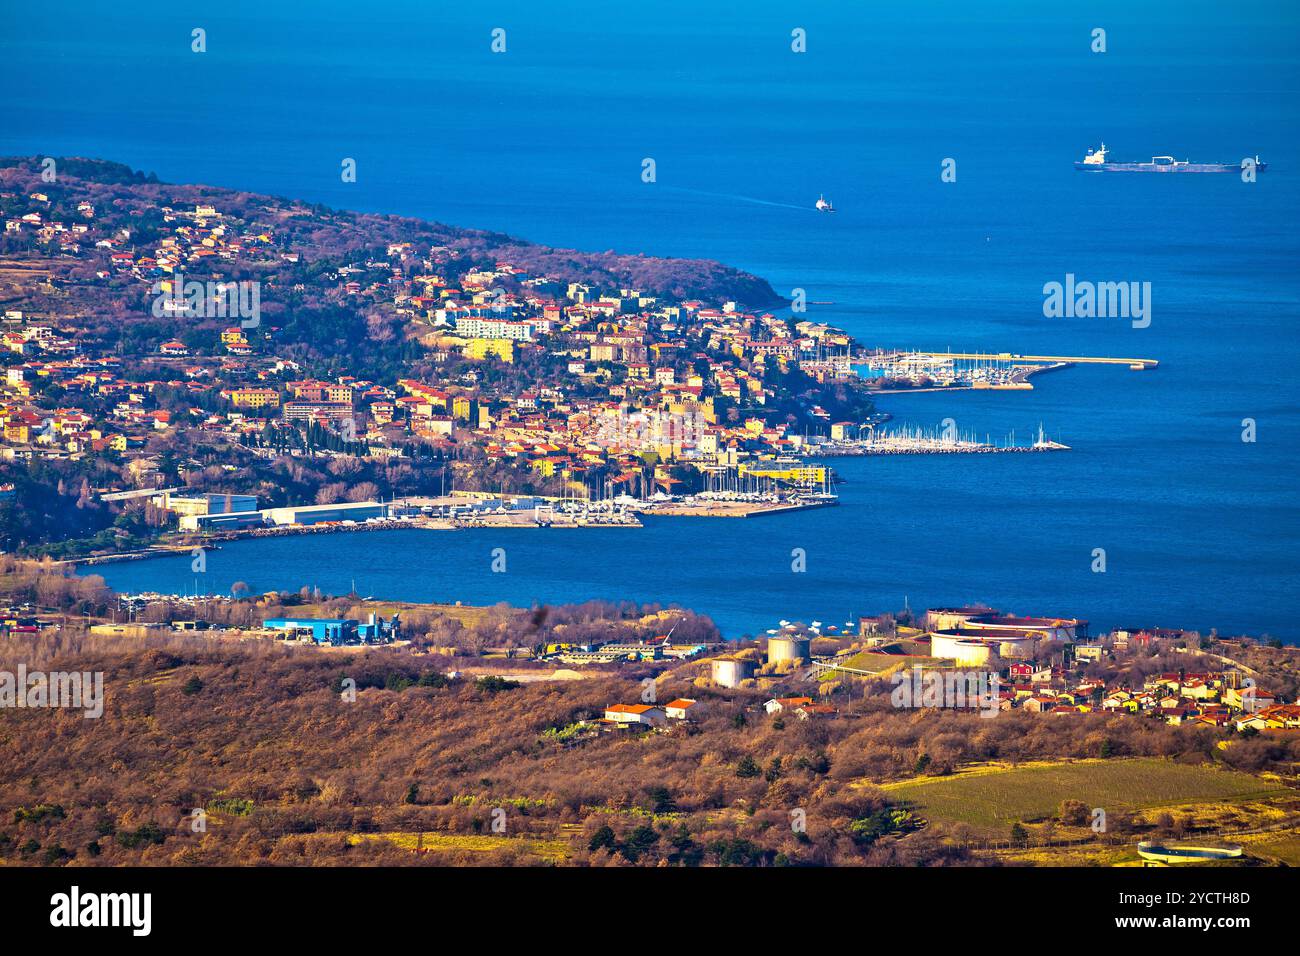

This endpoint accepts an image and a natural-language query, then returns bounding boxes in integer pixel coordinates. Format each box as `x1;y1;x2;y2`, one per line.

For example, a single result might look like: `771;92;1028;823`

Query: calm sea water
4;0;1298;638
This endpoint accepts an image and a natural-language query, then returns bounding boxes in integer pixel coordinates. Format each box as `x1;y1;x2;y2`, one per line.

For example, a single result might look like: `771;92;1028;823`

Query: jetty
640;496;837;518
908;351;1158;371
855;349;1159;392
807;424;1069;457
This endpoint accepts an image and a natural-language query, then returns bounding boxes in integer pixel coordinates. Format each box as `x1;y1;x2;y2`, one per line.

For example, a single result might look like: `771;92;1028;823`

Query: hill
0;156;783;313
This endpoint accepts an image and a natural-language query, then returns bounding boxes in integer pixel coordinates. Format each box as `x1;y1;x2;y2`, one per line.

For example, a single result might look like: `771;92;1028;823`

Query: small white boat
815;194;835;212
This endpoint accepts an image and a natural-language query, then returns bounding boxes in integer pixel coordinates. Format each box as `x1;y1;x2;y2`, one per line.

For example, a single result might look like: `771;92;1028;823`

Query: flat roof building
263;617;358;645
262;501;390;526
159;492;259;517
179;510;267;532
263;612;399;646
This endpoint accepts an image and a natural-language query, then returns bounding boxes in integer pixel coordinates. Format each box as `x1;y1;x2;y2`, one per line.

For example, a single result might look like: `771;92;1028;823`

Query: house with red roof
603;703;665;727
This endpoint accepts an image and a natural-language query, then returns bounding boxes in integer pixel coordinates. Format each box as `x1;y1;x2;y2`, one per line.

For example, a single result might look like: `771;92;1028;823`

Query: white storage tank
925;606;994;632
996;637;1036;660
768;636;811;664
929;633;991;666
711;657;755;688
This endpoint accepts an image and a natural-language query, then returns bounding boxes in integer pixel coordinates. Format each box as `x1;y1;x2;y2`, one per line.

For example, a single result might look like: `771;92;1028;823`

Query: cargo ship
1075;143;1266;173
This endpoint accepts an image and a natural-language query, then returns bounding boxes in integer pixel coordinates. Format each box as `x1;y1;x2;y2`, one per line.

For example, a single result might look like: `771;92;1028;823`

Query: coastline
65;495;839;569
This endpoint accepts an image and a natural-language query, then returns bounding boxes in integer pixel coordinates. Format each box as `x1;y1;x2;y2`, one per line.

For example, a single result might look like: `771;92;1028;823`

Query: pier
855;348;1158;392
908;351;1159;370
808;423;1069;457
640;496;837;518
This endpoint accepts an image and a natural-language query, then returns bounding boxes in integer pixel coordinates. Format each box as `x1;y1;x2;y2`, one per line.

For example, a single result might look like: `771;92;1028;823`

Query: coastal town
0;158;1107;558
0;158;885;556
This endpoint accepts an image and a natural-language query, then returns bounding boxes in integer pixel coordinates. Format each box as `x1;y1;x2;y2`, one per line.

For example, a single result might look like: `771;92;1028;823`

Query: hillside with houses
0;157;875;556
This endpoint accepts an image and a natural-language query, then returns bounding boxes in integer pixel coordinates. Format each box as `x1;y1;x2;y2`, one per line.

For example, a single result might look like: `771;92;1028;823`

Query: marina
907;351;1159;370
807;424;1069;456
855;349;1158;392
67;487;837;567
857;349;1050;389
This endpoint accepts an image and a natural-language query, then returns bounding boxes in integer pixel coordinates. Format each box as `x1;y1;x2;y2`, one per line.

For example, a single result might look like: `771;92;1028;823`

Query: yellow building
228;387;281;409
738;464;827;485
90;622;171;638
464;338;515;363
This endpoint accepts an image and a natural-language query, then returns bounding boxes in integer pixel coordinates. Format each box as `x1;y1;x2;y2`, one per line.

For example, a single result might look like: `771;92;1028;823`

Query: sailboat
1031;423;1070;451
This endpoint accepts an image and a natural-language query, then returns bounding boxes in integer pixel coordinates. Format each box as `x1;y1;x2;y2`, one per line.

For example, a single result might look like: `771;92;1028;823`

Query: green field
826;648;946;676
884;758;1285;833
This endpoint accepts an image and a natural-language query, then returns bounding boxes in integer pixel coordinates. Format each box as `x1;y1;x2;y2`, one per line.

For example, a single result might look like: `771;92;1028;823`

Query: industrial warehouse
261;612;402;646
167;493;393;532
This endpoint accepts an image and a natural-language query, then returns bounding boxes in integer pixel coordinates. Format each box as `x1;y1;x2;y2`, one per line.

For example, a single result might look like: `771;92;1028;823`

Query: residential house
604;703;665;727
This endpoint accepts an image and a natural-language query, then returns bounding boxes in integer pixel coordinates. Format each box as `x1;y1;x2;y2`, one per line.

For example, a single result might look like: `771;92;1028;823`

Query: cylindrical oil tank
925;607;991;632
930;633;991;666
768;636;811;664
997;637;1035;660
711;657;755;688
952;639;992;667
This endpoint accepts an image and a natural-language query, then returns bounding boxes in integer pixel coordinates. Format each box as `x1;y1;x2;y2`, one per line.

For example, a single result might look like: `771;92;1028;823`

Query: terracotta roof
606;703;657;715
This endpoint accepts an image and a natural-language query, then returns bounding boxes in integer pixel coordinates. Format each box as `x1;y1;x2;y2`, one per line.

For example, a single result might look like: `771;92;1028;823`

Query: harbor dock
807;424;1069;457
855;349;1159;392
907;351;1159;370
637;496;838;518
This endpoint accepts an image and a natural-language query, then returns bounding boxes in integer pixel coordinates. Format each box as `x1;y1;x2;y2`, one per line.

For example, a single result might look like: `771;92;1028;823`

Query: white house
664;698;700;721
604;704;664;726
764;696;813;715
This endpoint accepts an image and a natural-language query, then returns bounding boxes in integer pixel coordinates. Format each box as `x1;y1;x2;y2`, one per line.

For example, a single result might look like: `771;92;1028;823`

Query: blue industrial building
263;613;400;646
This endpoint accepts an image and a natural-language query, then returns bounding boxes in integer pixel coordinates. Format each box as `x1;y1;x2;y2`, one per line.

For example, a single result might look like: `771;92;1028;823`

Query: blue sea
3;0;1298;638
